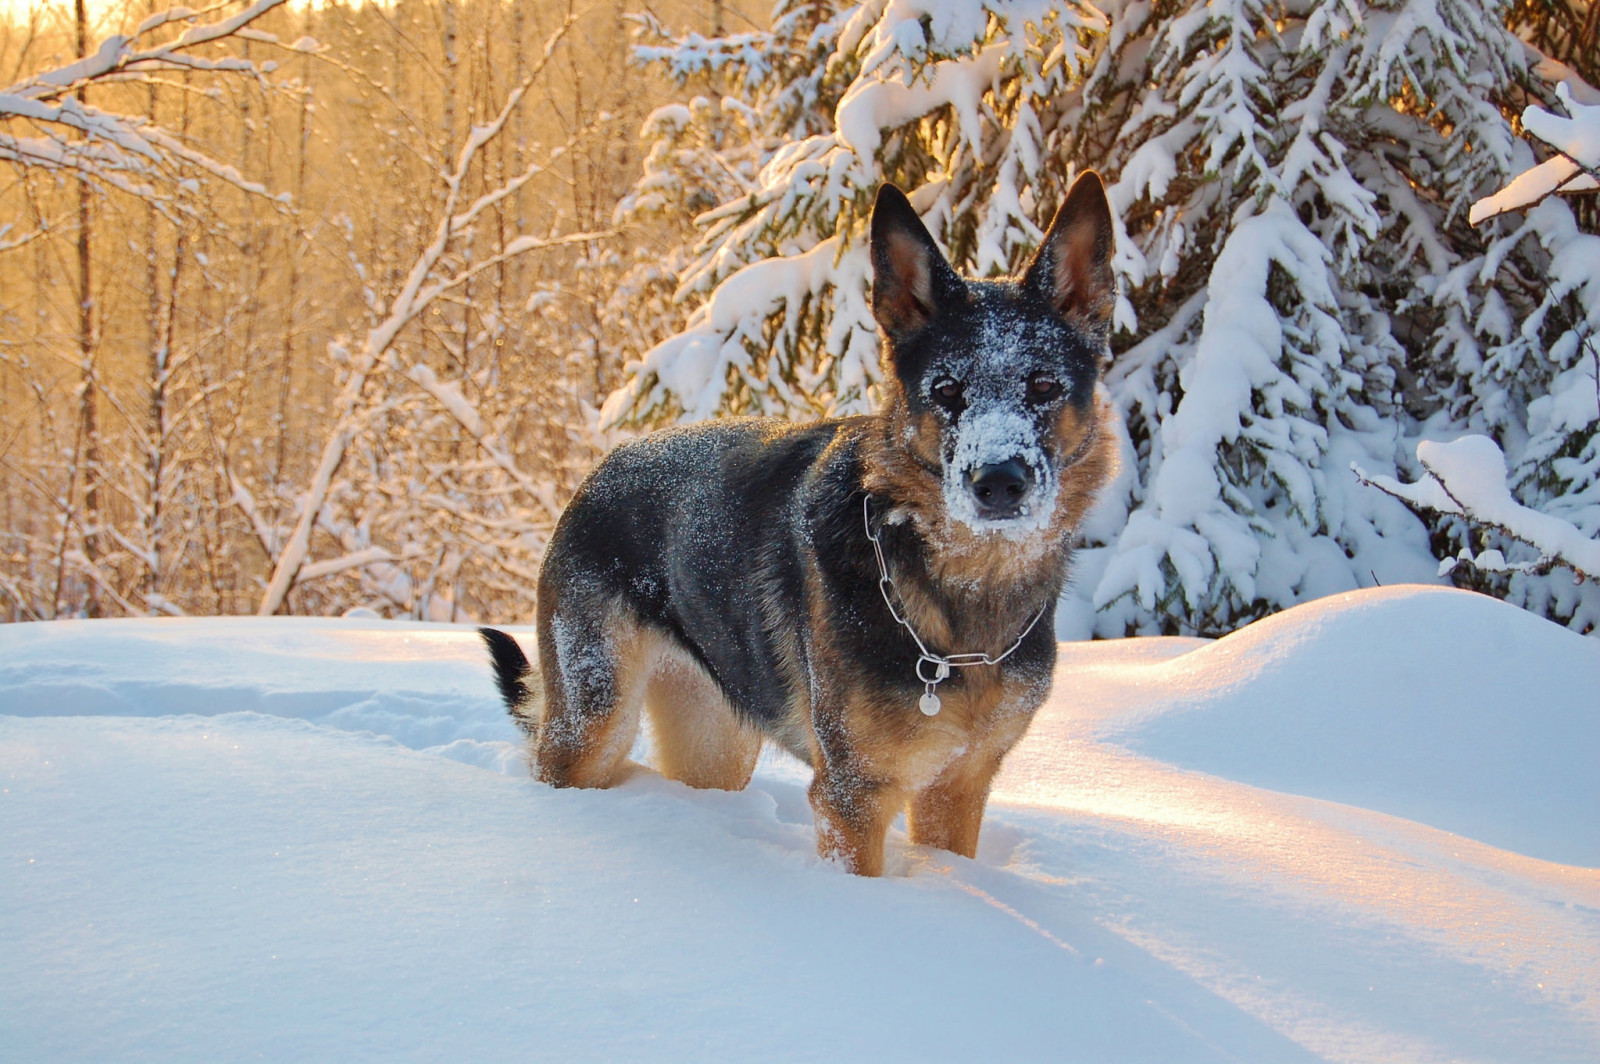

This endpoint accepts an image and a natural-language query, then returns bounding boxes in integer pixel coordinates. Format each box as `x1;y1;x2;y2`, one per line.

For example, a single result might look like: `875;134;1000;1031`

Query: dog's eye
1026;375;1063;402
930;377;964;408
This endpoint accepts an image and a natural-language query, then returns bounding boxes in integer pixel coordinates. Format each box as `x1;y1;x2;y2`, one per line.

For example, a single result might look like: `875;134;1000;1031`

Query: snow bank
1031;585;1600;866
0;618;523;770
3;587;1596;1062
8;713;1279;1063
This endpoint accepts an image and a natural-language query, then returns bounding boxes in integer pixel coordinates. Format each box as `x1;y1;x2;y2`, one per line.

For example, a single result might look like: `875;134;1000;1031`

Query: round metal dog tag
919;691;941;716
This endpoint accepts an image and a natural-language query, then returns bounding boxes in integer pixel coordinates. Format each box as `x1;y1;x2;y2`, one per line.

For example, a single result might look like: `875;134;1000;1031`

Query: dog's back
510;417;861;784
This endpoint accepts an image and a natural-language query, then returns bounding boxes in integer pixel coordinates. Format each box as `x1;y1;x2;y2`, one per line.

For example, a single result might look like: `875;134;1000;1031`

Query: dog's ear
870;184;963;339
1023;171;1116;326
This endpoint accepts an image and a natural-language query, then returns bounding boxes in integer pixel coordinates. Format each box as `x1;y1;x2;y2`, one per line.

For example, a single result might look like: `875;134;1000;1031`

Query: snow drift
2;585;1596;1062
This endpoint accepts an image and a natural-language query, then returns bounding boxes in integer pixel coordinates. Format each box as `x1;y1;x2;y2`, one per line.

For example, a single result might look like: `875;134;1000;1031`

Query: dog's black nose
966;459;1033;518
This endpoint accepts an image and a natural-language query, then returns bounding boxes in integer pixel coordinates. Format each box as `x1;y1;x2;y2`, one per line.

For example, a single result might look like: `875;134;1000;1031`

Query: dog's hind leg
533;600;651;789
644;654;761;790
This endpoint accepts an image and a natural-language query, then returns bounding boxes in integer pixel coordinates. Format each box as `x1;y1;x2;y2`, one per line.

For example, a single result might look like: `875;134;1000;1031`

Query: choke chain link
862;495;1049;717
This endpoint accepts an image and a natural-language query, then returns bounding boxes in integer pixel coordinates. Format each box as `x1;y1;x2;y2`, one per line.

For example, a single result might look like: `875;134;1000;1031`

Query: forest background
1;0;1596;636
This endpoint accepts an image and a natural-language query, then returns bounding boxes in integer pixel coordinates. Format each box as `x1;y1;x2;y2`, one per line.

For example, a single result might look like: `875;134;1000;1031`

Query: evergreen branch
1354;437;1600;584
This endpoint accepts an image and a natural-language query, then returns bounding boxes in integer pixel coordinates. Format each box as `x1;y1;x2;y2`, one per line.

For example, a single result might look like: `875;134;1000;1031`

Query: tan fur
802;641;1040;874
809;768;904;878
907;754;1003;857
645;652;762;790
796;545;1043;873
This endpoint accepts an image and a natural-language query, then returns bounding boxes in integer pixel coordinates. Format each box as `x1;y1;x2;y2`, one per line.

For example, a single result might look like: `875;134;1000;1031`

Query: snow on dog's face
870;173;1116;540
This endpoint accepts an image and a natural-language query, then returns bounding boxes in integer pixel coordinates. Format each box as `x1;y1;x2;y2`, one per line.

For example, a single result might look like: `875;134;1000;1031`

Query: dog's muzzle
965;458;1035;520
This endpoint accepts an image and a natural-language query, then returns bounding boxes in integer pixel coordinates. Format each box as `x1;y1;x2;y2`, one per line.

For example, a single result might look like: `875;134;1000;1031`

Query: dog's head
869;172;1116;542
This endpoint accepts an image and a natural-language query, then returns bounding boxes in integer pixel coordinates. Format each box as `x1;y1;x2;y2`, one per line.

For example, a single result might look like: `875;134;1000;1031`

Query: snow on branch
18;0;293;98
296;546;427;585
1356;436;1600;583
402;360;566;518
0;0;297;212
602;236;876;425
1469;84;1600;226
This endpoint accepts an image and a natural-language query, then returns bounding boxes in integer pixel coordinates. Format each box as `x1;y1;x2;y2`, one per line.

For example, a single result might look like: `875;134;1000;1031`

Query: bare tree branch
1;0;296;207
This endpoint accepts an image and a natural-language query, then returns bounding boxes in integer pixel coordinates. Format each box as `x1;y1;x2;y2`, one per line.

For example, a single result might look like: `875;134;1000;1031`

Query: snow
1470;84;1600;226
1360;435;1600;581
1094;585;1600;866
944;404;1059;534
1096;202;1424;623
604;235;881;425
835;43;1006;167
3;586;1597;1062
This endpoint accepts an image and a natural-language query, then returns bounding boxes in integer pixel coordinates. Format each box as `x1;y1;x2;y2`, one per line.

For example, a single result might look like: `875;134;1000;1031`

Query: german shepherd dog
481;172;1117;876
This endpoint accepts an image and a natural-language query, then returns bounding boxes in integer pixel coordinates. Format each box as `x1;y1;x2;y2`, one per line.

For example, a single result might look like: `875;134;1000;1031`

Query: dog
481;172;1118;876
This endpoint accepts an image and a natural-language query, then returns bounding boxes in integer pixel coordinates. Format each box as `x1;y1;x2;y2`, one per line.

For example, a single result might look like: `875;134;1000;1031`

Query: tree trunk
75;0;100;617
144;21;164;608
442;0;457;150
273;10;314;533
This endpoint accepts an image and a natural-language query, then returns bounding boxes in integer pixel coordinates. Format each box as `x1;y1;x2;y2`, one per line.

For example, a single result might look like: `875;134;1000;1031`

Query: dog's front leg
907;753;1002;859
808;764;900;877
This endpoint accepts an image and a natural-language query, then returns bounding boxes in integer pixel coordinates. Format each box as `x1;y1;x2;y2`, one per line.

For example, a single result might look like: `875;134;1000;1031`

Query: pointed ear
870;184;962;339
1023;171;1116;326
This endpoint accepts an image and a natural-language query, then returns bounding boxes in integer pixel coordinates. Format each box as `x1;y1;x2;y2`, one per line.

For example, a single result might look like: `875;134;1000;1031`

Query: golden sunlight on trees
1;0;762;621
2;0;1594;634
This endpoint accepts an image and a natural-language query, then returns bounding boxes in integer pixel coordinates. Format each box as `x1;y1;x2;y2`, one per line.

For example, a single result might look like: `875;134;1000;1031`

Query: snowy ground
2;585;1596;1063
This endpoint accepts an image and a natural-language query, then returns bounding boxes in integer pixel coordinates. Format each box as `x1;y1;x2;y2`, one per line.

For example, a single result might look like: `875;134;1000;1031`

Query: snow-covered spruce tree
1409;83;1600;631
601;2;869;417
606;0;1594;636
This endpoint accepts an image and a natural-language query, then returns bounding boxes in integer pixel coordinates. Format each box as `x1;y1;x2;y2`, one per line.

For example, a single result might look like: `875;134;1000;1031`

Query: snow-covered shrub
606;0;1600;636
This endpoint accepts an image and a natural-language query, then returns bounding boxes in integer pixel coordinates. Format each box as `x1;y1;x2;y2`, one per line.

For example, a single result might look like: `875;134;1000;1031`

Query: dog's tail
479;627;542;739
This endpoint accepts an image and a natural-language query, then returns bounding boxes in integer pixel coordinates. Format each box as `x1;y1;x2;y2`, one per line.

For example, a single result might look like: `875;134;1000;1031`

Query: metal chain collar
862;495;1049;716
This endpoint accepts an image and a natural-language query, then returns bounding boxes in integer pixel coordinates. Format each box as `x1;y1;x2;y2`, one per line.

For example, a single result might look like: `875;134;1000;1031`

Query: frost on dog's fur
943;406;1059;535
484;172;1119;876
